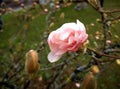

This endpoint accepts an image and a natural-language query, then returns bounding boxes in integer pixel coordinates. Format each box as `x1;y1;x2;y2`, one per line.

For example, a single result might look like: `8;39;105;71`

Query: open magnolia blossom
47;20;88;62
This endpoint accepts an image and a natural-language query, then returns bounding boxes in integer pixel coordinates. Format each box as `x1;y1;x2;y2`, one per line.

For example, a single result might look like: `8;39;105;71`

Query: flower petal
76;20;86;32
60;23;79;32
48;52;62;63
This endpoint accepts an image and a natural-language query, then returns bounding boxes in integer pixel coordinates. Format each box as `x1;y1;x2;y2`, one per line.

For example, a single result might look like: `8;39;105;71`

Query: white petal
76;20;86;32
48;52;62;63
60;23;79;31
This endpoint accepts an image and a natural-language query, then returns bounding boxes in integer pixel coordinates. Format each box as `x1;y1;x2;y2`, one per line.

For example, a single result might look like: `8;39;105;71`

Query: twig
58;59;96;88
40;62;65;71
106;15;120;22
92;56;114;63
103;9;120;13
88;47;120;59
0;81;15;89
46;61;66;89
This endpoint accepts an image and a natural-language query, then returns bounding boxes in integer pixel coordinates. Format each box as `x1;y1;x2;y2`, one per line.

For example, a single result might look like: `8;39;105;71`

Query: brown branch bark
88;47;120;59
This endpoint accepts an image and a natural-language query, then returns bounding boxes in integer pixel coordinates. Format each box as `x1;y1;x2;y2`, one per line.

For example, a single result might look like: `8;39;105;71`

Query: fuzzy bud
80;72;97;89
116;59;120;65
90;65;100;74
44;9;48;13
25;50;39;74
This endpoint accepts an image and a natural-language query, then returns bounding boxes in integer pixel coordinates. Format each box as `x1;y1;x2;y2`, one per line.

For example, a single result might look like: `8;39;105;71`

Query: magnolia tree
0;0;120;89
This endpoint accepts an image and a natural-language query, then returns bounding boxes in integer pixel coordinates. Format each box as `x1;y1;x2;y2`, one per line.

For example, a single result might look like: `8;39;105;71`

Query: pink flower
47;20;88;62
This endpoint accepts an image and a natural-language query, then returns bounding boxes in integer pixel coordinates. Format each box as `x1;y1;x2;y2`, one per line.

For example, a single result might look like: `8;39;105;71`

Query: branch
92;56;114;63
88;47;120;59
57;59;96;88
0;81;15;89
103;9;120;13
106;15;120;22
40;62;65;71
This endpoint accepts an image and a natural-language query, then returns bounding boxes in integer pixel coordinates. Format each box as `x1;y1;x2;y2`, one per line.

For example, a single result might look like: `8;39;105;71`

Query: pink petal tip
48;52;62;63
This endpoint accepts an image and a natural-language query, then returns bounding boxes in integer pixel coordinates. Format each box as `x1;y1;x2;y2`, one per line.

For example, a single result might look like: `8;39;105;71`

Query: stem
101;12;107;49
88;47;120;59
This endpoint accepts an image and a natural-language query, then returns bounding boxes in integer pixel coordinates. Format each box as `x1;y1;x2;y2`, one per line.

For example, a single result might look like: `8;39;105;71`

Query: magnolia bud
90;65;100;74
44;9;48;13
8;8;13;13
80;72;97;89
75;83;81;88
90;23;95;27
25;50;39;74
106;40;112;45
116;59;120;65
82;40;89;54
60;12;65;19
20;3;25;8
33;2;37;6
13;0;20;4
95;31;100;35
55;5;60;9
49;22;55;28
96;18;101;22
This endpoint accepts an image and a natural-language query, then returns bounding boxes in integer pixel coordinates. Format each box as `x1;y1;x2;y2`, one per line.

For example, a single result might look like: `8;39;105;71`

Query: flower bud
116;59;120;65
20;3;25;8
106;40;112;45
90;65;100;74
25;50;39;74
75;83;81;88
96;18;101;22
81;72;97;89
90;23;95;26
95;31;100;35
13;0;20;4
33;2;37;6
49;22;55;28
82;40;89;54
60;12;65;19
44;9;48;13
55;5;60;9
